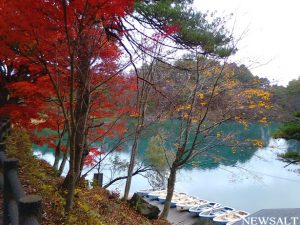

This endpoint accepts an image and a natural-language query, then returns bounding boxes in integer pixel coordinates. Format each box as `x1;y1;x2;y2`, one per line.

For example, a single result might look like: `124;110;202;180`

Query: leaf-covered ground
2;129;170;225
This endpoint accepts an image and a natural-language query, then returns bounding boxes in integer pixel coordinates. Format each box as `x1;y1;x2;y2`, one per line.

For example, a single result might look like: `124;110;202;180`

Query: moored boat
189;202;221;217
176;198;209;211
213;210;250;225
158;195;167;204
169;192;189;207
157;192;188;205
136;189;154;197
147;190;166;200
199;206;235;219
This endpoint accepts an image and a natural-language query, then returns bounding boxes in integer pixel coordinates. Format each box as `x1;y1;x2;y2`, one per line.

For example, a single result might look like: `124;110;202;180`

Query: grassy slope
4;129;170;225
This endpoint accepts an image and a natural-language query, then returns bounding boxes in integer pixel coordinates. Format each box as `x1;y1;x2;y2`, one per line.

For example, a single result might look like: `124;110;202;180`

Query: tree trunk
123;65;152;199
53;141;61;171
64;171;76;213
62;37;94;212
0;86;9;107
62;126;88;188
160;166;177;219
79;141;89;177
123;133;139;200
62;131;76;213
72;50;91;184
58;150;68;177
73;102;89;184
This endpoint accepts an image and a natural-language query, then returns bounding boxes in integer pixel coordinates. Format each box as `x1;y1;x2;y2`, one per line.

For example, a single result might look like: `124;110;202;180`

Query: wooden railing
0;118;42;225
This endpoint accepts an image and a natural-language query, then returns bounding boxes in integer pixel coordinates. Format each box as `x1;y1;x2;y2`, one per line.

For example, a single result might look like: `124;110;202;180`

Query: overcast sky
193;0;300;86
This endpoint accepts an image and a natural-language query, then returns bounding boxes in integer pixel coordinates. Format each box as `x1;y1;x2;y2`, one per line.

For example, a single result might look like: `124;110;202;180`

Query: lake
34;121;300;213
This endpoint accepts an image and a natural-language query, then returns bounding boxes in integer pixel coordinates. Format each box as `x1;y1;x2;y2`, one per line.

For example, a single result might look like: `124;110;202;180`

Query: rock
128;193;160;219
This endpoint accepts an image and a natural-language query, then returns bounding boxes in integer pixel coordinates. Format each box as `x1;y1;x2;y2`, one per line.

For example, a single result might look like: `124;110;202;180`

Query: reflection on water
34;122;300;213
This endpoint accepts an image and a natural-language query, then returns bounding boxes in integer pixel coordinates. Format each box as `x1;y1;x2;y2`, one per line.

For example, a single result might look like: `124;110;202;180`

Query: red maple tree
0;0;136;211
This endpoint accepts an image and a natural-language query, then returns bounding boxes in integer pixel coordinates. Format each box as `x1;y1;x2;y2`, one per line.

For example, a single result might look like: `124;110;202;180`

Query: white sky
193;0;300;86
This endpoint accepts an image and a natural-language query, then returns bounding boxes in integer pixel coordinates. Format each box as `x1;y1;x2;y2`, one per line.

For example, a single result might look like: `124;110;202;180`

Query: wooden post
93;173;103;187
3;158;19;225
18;195;42;225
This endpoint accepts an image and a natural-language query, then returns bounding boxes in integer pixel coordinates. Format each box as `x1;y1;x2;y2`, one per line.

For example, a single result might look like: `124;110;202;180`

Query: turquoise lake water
35;122;300;213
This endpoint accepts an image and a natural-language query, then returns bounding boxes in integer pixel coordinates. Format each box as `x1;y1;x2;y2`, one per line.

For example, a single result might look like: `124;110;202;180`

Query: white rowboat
189;202;221;217
213;210;250;225
199;206;235;219
147;190;167;200
176;198;209;211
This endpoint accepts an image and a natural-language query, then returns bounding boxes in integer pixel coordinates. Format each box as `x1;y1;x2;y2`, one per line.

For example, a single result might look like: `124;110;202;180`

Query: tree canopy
133;0;235;56
273;112;300;165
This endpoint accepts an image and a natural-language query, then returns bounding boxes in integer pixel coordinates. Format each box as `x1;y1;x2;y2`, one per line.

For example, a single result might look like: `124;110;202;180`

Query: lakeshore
36;123;300;212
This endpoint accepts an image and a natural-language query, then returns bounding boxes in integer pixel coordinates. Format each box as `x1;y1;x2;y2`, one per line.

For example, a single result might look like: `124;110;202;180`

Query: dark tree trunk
123;130;139;200
0;88;8;106
79;141;89;177
53;141;61;171
58;150;68;177
64;171;76;213
160;166;177;219
62;51;91;212
63;132;76;213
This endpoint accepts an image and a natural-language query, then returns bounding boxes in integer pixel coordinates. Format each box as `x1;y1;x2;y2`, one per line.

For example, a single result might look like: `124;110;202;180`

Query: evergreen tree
273;112;300;164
